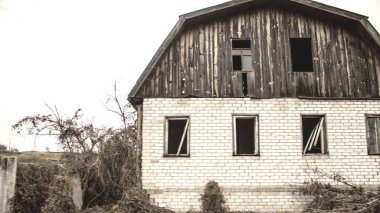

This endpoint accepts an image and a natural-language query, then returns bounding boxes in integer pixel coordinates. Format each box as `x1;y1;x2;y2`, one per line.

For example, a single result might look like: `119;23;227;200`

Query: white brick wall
142;98;380;212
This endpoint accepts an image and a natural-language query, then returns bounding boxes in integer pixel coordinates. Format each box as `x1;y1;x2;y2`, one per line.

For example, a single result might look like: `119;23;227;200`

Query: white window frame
365;114;380;155
233;115;259;156
301;115;328;155
164;117;190;157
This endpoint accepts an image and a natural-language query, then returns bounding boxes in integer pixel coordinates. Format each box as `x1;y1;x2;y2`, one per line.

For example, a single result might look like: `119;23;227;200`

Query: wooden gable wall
135;7;380;99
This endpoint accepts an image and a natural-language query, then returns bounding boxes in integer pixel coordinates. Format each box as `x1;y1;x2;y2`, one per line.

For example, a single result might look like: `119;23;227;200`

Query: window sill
302;154;329;159
163;154;190;158
233;154;260;157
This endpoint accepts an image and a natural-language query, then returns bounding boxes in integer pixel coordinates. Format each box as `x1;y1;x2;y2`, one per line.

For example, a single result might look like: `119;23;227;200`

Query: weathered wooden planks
135;7;380;99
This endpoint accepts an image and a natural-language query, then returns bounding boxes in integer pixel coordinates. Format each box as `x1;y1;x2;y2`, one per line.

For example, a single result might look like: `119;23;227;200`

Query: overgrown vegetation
11;83;171;212
11;161;58;213
201;181;228;213
300;167;380;212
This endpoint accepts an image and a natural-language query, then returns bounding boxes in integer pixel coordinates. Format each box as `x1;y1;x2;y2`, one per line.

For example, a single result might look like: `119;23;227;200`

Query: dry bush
300;168;380;212
79;189;174;213
55;127;137;208
11;162;59;213
201;181;228;213
41;175;77;213
10;87;171;212
116;189;174;213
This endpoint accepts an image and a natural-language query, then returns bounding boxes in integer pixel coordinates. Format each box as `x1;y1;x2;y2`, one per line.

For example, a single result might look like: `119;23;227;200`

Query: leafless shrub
300;167;380;212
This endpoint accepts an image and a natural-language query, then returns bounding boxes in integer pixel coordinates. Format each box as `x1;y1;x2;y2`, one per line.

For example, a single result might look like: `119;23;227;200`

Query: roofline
128;0;380;100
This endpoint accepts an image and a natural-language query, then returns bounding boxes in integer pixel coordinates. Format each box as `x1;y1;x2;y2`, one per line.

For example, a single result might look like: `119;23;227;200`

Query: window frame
301;114;328;155
365;114;380;155
164;116;190;157
232;115;259;156
290;37;314;72
232;39;253;72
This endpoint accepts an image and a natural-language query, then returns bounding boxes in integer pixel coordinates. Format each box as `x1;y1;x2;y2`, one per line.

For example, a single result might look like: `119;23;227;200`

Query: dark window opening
234;116;258;155
166;118;189;156
242;73;248;96
233;55;242;70
290;38;313;72
302;116;326;154
232;39;251;49
367;116;380;155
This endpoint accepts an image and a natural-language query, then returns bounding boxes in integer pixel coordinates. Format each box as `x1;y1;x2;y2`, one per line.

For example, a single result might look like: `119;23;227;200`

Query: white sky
0;0;379;151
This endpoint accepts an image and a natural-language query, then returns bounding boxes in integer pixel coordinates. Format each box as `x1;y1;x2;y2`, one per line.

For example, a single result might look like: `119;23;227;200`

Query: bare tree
105;82;136;130
12;104;112;153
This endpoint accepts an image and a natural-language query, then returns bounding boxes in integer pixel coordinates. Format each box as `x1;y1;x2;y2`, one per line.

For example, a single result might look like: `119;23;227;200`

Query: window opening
232;40;251;49
232;39;252;96
232;39;252;72
290;38;313;72
166;117;189;156
233;116;258;155
366;116;380;155
302;115;327;154
242;73;248;96
233;55;242;70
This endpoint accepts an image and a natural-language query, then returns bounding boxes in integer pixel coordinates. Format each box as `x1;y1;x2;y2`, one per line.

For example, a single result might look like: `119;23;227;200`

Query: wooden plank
225;18;233;97
176;119;189;156
205;23;211;97
283;10;293;96
272;9;281;97
214;21;220;97
174;39;180;97
193;26;200;96
168;47;174;97
337;28;350;97
199;24;206;97
232;72;244;97
248;10;257;97
257;10;264;97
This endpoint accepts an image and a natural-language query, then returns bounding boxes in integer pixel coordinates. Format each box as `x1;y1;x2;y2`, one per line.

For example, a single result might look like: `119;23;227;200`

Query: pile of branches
300;168;380;212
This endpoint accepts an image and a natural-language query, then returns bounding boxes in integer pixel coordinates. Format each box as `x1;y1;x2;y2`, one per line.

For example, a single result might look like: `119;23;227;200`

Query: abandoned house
128;0;380;212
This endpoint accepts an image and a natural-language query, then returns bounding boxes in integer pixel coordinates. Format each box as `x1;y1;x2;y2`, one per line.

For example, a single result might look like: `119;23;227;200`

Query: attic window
233;115;259;156
232;40;251;49
165;117;189;157
232;39;252;71
290;38;313;72
366;115;380;155
302;115;327;154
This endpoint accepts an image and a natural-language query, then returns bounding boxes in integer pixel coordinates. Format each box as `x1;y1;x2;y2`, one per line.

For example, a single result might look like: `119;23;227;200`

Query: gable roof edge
128;17;186;99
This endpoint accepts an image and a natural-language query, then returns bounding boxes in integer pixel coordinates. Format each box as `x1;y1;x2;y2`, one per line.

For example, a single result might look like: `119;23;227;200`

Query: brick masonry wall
142;98;380;212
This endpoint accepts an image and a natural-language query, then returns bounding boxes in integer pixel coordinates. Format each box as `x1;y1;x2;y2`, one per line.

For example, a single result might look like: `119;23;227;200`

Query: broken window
165;117;189;156
302;115;327;154
366;115;380;155
290;38;313;72
233;116;259;155
232;39;252;96
232;39;252;71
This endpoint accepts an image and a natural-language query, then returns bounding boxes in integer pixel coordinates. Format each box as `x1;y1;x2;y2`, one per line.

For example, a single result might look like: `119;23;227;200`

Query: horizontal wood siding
136;7;380;98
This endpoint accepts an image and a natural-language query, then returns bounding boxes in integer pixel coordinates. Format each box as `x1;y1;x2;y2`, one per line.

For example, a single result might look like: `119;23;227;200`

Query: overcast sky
0;0;379;151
